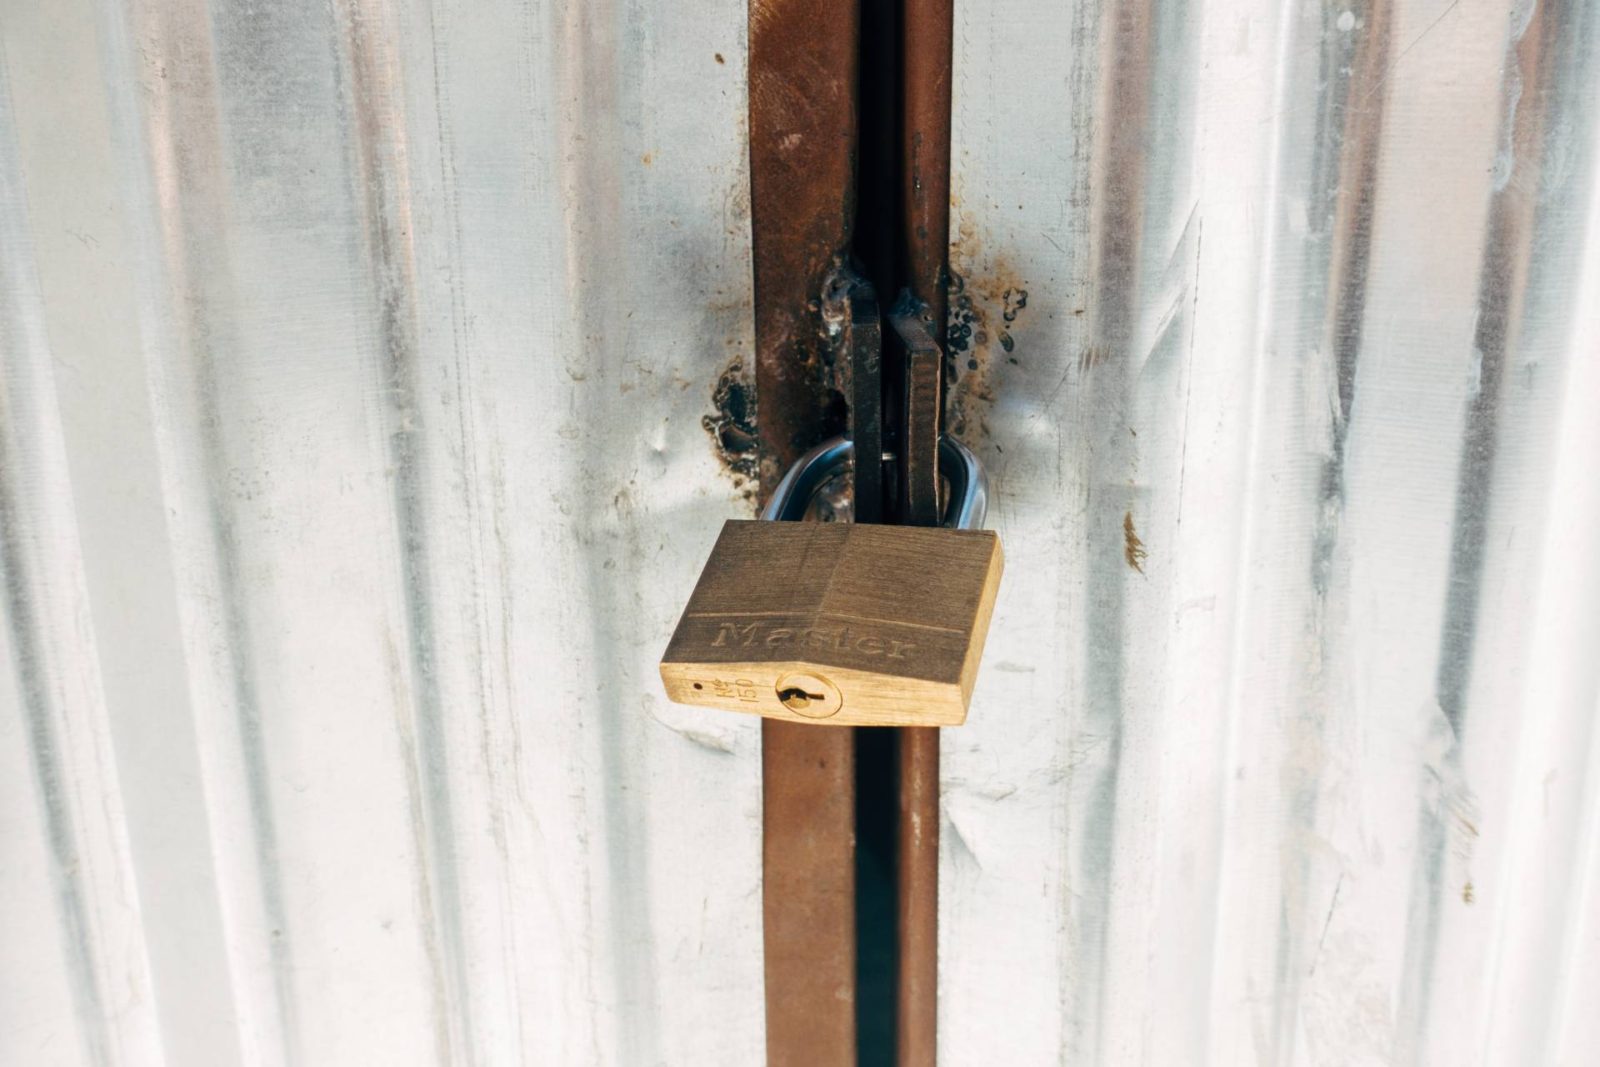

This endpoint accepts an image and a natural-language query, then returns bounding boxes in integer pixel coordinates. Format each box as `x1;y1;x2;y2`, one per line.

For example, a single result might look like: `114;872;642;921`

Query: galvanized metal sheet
1;0;762;1063
4;0;1600;1063
945;0;1600;1061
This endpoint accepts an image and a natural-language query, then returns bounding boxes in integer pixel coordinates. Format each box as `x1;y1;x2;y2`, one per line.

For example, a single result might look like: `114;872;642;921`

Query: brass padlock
660;436;1002;727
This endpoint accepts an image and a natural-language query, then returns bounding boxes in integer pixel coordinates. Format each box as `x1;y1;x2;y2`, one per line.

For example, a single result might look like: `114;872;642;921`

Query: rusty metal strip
902;0;954;340
749;0;858;487
761;721;857;1064
838;269;890;1060
896;725;939;1066
828;270;885;525
888;296;944;1067
749;0;861;1063
897;0;954;1060
889;298;943;527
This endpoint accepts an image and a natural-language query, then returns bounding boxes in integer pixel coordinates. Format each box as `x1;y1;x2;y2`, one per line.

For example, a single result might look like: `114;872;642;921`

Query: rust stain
1123;510;1147;573
999;284;1028;339
944;221;1036;446
702;357;759;504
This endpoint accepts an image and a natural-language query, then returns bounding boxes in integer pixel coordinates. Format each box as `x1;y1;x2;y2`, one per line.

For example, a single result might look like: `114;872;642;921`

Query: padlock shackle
760;435;988;530
940;436;989;531
760;438;854;523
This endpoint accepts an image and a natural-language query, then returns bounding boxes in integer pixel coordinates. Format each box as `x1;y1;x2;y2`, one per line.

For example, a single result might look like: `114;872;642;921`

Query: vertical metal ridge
1069;0;1160;1052
0;378;114;1067
1195;1;1303;1056
1520;52;1600;1060
332;1;474;1062
1401;0;1600;1055
545;2;623;1058
1269;1;1396;1059
1306;0;1394;600
551;0;668;1058
406;2;536;1059
110;2;301;1058
0;108;116;1064
0;40;179;1063
1476;125;1600;1057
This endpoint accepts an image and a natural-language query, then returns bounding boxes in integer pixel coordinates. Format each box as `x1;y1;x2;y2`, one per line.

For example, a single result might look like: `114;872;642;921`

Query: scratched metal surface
945;0;1600;1061
0;0;762;1064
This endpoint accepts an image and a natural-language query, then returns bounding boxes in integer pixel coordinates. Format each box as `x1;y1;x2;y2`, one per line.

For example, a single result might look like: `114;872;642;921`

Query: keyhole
778;686;824;711
773;671;843;719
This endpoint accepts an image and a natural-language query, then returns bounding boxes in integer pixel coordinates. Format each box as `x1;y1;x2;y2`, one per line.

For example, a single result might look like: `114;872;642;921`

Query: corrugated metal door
2;0;1597;1063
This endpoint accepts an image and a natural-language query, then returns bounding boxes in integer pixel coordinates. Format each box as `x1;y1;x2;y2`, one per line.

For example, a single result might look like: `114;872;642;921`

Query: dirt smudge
944;229;1033;445
702;357;759;502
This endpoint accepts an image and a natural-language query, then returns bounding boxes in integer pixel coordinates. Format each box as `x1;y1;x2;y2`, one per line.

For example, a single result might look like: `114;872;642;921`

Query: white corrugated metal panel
2;0;1598;1065
945;0;1600;1062
1;0;762;1063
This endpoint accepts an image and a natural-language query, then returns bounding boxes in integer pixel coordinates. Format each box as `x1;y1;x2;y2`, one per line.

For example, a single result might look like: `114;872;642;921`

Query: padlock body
660;520;1003;726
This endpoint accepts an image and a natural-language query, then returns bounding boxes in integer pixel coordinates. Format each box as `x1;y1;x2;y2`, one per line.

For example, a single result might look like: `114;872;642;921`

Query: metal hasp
745;0;958;1057
890;33;955;1052
746;0;865;1059
823;270;885;526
